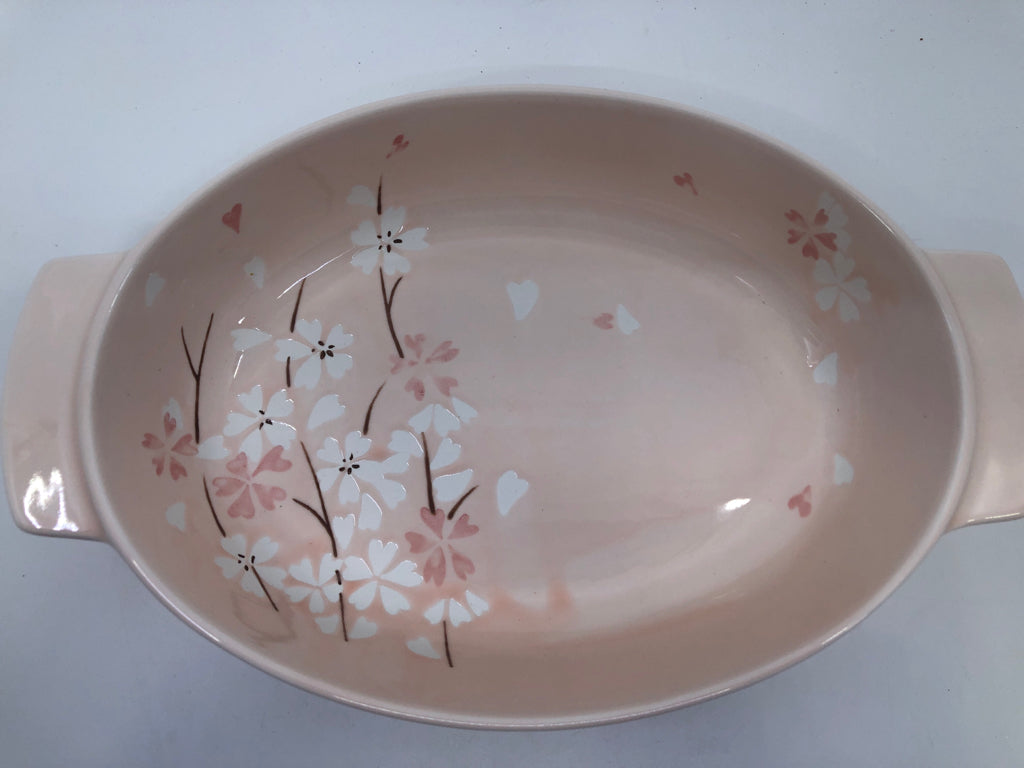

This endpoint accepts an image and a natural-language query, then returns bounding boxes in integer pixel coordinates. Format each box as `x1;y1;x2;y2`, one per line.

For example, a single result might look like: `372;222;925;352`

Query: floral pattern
274;319;354;390
349;204;429;275
315;432;409;509
141;401;197;480
286;553;345;613
389;335;459;401
211;446;292;519
343;539;423;614
405;507;479;586
215;534;286;597
784;192;850;261
222;385;296;462
813;252;871;322
153;163;499;667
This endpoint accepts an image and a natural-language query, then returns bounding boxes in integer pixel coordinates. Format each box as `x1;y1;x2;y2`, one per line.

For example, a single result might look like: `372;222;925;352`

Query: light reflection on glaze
22;469;76;533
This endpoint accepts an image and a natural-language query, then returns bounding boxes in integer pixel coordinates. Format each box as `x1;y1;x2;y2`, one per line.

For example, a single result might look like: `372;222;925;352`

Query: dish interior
87;92;964;724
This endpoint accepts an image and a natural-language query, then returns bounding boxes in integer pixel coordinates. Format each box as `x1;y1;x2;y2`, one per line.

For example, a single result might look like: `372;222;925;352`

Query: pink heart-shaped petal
221;203;242;233
255;445;292;475
420;506;445;538
593;313;614;330
449;513;479;539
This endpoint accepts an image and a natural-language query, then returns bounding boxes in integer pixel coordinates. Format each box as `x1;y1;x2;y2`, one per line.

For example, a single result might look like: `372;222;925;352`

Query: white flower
222;385;296;462
285;553;344;613
315;432;409;509
424;591;489;627
814;252;871;322
350;206;429;276
274;319;354;390
214;534;285;595
343;539;423;614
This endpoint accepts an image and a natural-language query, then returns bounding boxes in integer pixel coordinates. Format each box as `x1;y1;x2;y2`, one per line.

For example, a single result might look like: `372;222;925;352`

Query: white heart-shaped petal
307;591;326;614
450;398;478;424
239;429;264;464
289;557;316;586
243;256;265;289
315;614;340;634
145;272;165;307
408;405;434;434
344;431;372;459
424;599;446;625
464;590;489;617
616;304;640;335
834;454;854;485
236;385;264;414
506;279;539;321
347;185;376;207
347;582;378;610
815;286;840;312
375;478;408;510
497;470;529;516
358;494;383;531
165;502;186;532
407;637;442;659
308;394;346;430
388;430;424;457
331;515;356;551
196;435;230;460
432;406;461;437
838;292;860;323
430;437;461;471
285;585;313;604
448;599;473;627
293;355;323;390
812;353;838;386
349;616;378;639
434;469;473;503
342;556;372;582
262;421;296;449
337;474;361;505
382;559;422;588
367;539;398;574
378;585;411;615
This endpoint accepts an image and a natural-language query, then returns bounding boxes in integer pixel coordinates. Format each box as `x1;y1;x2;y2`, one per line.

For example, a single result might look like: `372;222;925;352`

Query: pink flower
784;207;840;260
405;506;478;586
211;445;292;519
142;410;197;480
389;334;459;401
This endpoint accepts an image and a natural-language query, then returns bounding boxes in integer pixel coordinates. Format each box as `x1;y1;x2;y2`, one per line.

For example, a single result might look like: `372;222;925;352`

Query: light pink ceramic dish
3;87;1023;729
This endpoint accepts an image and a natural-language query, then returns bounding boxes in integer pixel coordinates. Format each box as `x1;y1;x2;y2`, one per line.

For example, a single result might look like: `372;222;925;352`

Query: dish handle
927;249;1024;530
2;253;124;541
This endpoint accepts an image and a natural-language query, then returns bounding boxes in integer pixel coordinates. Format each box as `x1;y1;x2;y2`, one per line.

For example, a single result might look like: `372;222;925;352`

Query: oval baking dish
4;87;1023;728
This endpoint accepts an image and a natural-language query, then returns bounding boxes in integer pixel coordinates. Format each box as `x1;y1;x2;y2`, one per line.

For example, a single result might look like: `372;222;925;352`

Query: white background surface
1;2;1022;765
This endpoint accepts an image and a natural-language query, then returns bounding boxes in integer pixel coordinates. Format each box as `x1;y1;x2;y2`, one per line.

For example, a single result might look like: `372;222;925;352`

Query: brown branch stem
421;432;436;515
447;485;478;520
202;475;226;537
379;267;404;358
181;313;214;441
298;439;348;641
362;381;386;436
252;567;280;612
442;619;453;668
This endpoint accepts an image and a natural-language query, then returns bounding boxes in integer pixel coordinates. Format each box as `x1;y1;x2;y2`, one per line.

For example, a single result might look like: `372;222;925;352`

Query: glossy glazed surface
69;91;970;724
